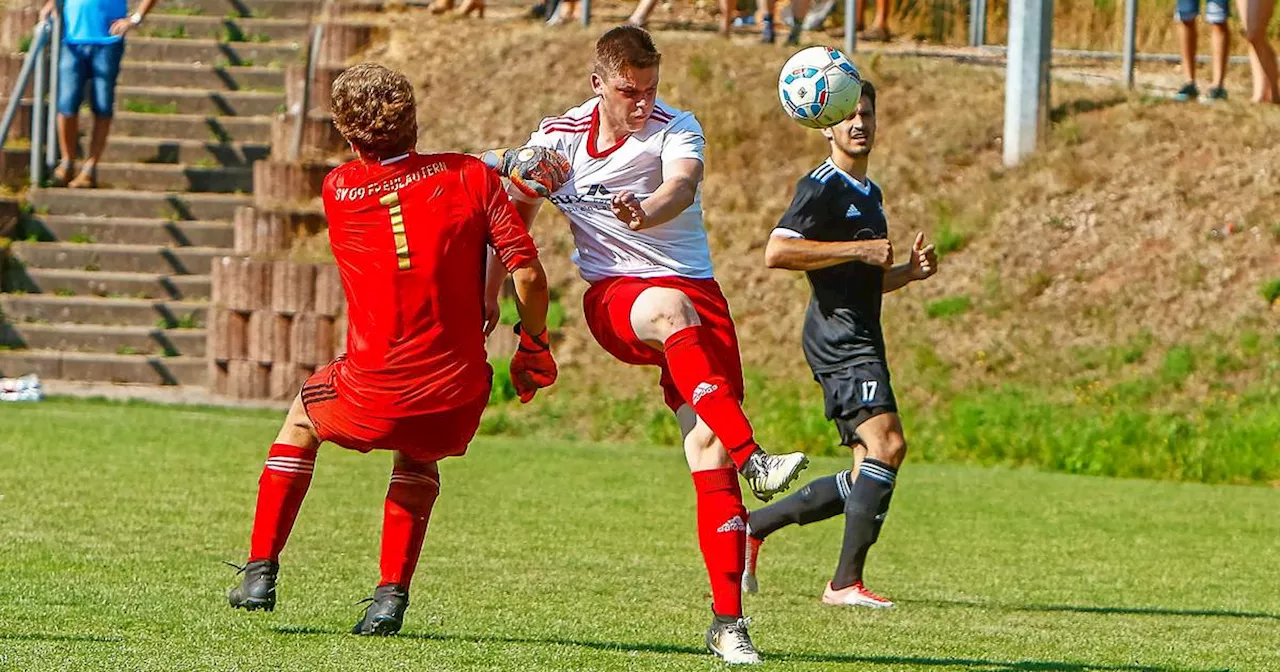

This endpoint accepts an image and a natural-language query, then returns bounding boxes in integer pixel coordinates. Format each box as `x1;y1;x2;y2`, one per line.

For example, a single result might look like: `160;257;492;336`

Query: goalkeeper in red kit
224;64;562;636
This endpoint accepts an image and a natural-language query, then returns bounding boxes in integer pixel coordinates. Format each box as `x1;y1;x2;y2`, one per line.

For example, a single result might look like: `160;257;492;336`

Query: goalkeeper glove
509;323;557;403
483;146;571;199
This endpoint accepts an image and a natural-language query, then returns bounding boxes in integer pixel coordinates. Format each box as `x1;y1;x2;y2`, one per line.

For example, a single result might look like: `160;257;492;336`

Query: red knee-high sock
664;326;758;470
248;443;317;563
379;457;441;589
693;467;747;618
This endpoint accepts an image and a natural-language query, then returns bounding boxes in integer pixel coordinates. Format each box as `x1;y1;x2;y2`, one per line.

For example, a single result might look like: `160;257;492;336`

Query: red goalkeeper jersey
322;151;538;417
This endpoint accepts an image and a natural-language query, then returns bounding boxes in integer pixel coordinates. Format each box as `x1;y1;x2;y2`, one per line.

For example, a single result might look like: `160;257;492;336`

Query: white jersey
521;98;714;283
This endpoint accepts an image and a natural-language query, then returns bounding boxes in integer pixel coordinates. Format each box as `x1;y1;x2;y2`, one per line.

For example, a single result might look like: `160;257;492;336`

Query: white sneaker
822;581;895;609
740;450;809;502
706;616;763;665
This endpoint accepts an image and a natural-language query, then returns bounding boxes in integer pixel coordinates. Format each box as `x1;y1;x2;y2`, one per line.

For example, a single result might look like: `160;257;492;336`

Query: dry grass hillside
364;16;1277;389
314;14;1280;477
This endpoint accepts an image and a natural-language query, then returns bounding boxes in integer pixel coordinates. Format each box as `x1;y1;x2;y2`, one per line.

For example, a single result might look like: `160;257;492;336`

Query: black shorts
815;360;898;447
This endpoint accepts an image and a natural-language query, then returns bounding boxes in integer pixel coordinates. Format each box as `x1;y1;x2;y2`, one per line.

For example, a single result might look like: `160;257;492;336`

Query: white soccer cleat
822;581;895;609
741;534;763;594
740;450;810;502
706;616;763;665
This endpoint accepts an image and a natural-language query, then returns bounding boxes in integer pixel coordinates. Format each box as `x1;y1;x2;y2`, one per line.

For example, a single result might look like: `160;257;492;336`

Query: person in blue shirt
38;0;158;188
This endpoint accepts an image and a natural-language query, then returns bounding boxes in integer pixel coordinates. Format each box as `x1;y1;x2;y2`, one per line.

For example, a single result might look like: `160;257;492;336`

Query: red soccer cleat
822;581;895;609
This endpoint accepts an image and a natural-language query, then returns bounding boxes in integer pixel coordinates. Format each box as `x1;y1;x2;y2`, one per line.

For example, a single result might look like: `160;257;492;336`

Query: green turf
1;398;1278;671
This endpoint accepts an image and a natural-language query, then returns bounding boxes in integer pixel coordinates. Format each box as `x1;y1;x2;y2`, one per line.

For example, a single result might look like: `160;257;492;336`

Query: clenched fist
859;239;895;269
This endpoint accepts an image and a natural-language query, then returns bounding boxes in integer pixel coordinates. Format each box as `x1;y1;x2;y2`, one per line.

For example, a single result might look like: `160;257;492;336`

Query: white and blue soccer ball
777;46;864;130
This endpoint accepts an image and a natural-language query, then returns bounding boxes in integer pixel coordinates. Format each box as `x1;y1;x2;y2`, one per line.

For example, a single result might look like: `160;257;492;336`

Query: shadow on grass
1049;96;1128;123
0;632;122;643
917;598;1280;622
272;625;1220;671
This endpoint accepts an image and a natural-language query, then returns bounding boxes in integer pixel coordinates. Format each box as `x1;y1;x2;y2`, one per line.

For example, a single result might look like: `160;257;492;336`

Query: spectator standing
39;0;157;188
1174;0;1230;101
1235;0;1278;102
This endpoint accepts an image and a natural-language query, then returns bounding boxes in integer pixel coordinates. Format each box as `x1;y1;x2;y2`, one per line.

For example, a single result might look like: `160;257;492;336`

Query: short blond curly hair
331;63;418;159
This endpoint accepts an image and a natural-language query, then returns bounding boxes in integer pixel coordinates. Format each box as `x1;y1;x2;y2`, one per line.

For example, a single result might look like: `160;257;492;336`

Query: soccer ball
777;46;864;130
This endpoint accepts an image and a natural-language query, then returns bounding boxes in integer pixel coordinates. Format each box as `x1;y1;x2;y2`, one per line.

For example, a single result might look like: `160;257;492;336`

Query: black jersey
774;159;888;373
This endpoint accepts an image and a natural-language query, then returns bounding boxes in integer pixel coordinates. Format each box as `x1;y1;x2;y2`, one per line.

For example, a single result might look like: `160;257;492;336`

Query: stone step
23;215;234;248
157;0;322;19
124;37;302;67
118;62;285;91
0;295;207;328
98;137;270;166
0;349;205;385
0;323;207;357
89;163;254;193
118;86;285;117
11;242;228;275
141;15;311;42
29;188;251;220
92;111;273;142
4;269;211;300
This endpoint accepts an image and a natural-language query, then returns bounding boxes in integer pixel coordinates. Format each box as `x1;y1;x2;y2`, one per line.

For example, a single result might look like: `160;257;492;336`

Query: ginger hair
331;63;418;159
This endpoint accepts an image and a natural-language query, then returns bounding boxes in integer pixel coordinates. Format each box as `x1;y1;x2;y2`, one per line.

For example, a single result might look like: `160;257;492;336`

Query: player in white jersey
483;26;808;666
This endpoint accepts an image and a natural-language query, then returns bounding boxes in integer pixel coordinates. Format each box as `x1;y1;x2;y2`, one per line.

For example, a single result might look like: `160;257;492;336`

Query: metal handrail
288;0;334;162
0;19;52;150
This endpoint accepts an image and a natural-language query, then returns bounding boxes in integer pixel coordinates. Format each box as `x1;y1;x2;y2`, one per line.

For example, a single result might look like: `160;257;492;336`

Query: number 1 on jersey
380;191;411;270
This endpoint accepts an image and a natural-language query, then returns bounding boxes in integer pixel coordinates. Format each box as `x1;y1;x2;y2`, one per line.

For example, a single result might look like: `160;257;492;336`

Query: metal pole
289;23;324;162
46;10;60;169
972;0;987;46
1003;0;1053;166
30;23;48;186
844;0;856;53
580;0;590;26
1121;0;1137;89
0;23;50;147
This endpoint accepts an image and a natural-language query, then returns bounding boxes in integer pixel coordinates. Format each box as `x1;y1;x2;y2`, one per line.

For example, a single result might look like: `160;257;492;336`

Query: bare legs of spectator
456;0;484;17
761;0;809;44
626;0;658;27
54;113;108;189
547;0;577;24
859;0;891;41
1177;20;1230;93
1236;0;1278;102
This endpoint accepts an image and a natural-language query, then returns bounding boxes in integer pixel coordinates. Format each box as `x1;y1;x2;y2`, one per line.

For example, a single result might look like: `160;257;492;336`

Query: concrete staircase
0;0;321;386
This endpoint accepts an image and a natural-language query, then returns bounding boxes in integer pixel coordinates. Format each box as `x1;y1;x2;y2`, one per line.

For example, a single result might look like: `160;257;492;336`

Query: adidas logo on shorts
716;516;746;533
692;382;718;405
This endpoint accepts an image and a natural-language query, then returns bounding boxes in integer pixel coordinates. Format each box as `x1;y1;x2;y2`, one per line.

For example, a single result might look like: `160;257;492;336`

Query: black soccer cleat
351;584;410;636
226;559;279;612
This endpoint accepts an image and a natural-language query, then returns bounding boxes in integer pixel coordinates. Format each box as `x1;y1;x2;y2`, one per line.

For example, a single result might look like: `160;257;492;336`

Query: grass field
2;398;1279;671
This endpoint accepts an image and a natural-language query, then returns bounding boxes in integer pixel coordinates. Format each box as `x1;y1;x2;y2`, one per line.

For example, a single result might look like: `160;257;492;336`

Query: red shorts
582;275;745;412
301;358;487;462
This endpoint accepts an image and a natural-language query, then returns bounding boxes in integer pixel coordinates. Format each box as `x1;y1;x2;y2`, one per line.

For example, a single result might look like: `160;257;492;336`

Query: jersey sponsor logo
846;204;861;218
548;184;613;211
716;515;746;533
331;162;447;202
691;381;718;405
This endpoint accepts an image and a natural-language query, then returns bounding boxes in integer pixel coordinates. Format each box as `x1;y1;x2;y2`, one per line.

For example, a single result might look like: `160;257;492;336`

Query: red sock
664;326;758;470
379;456;441;589
693;468;747;618
248;443;317;562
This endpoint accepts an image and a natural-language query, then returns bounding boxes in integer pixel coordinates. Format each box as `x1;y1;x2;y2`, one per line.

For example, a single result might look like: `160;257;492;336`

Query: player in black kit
744;81;938;608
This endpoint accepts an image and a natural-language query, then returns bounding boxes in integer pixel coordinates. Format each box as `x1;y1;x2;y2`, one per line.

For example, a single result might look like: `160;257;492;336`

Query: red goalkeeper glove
509;323;557;403
485;146;571;199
